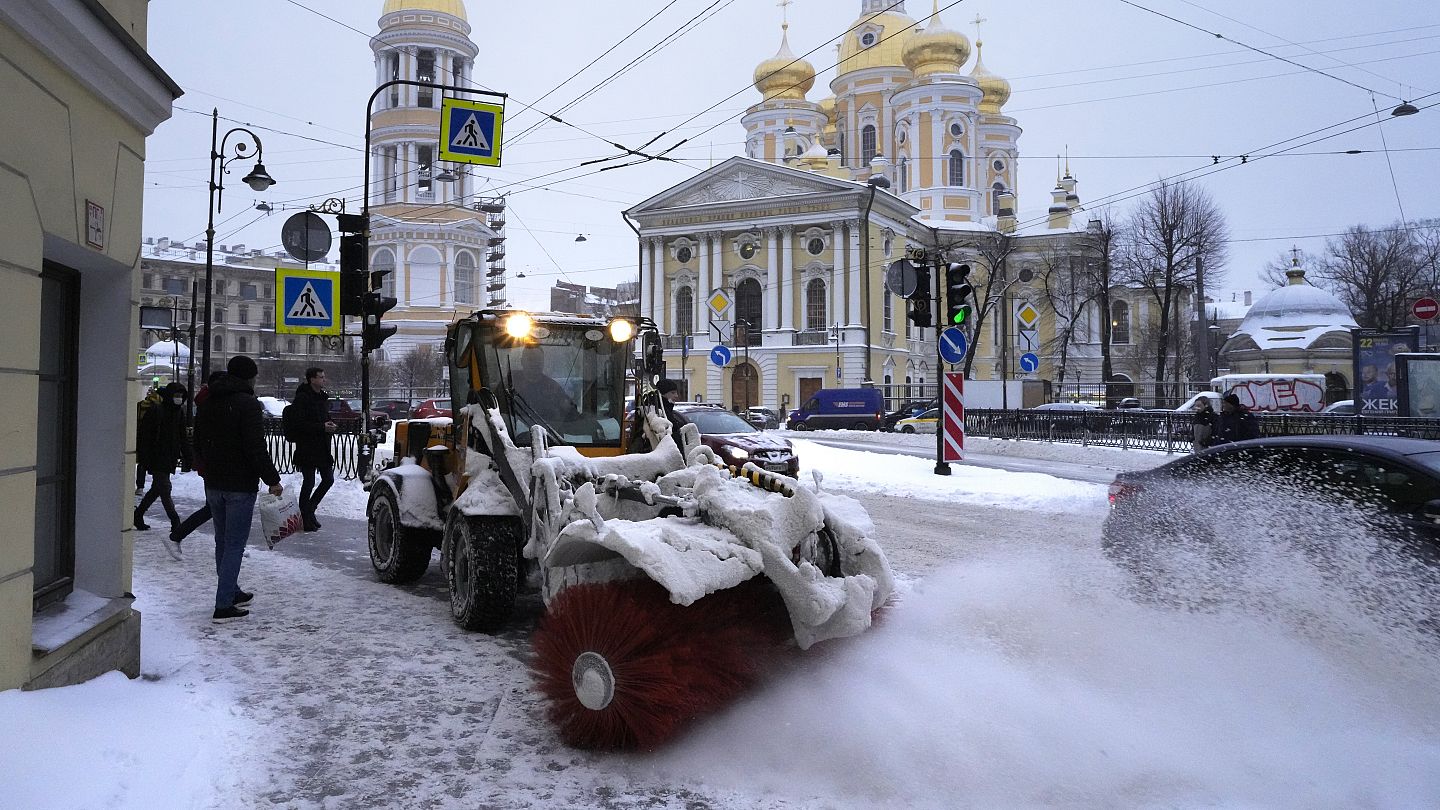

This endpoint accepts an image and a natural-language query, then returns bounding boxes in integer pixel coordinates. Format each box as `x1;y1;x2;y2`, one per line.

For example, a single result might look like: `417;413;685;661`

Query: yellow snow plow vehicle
367;309;893;749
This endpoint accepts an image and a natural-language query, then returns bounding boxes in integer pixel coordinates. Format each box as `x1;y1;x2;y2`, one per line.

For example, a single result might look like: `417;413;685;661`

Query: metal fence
262;423;368;480
965;409;1440;454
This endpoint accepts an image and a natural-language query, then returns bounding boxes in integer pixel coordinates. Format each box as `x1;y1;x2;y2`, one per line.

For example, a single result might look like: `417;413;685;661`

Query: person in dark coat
657;378;690;439
1191;397;1218;452
169;371;226;554
290;367;336;532
193;355;283;623
134;382;190;534
1210;392;1260;446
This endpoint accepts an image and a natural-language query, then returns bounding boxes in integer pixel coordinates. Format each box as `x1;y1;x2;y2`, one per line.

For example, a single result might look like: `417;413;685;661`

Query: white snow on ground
6;440;1439;808
788;427;1173;471
791;437;1108;507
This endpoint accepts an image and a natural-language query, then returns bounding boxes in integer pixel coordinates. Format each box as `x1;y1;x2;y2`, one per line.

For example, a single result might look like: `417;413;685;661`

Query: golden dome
836;11;920;77
381;0;467;21
818;96;837;120
901;2;971;78
970;41;1012;114
754;26;816;102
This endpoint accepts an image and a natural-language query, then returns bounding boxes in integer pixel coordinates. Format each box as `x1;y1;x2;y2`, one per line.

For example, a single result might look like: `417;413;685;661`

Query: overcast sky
141;0;1439;310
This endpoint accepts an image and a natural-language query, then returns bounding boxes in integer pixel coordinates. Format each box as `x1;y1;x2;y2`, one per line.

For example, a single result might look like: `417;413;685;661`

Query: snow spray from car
647;503;1440;809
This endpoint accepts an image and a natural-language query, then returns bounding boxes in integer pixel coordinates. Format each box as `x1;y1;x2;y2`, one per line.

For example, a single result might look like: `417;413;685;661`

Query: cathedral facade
628;1;1104;411
366;0;507;361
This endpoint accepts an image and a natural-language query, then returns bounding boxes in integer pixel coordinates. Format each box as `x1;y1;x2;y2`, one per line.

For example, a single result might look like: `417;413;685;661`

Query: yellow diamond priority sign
1016;302;1040;329
707;289;732;318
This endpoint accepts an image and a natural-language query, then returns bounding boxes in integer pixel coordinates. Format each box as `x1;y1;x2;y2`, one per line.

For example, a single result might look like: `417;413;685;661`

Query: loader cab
451;310;633;454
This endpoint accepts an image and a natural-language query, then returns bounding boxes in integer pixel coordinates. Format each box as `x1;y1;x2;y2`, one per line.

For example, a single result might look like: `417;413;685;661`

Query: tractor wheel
368;486;432;583
900;425;916;434
531;579;790;750
442;512;521;632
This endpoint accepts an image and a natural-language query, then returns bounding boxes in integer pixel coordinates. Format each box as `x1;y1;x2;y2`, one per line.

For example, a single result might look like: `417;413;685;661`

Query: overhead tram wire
1115;0;1401;101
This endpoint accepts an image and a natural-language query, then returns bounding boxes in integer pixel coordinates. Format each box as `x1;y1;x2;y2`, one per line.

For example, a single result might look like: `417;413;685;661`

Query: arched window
1110;300;1131;345
805;279;827;331
286;338;297;354
948;150;965;186
372;248;397;298
454;251;477;305
861;125;877;167
735;278;762;345
992;182;1006;213
675;286;694;336
237;336;248;354
213;334;223;352
898;156;909;193
883;290;893;332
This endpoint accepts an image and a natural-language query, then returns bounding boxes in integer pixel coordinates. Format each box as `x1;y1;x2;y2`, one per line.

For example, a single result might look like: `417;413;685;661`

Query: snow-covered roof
1227;268;1356;352
143;340;191;359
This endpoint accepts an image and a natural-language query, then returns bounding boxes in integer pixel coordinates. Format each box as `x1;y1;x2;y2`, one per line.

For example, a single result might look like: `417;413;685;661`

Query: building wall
0;0;177;691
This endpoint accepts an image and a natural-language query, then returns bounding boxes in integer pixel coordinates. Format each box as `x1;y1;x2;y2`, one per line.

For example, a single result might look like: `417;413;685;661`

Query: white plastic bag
258;492;303;549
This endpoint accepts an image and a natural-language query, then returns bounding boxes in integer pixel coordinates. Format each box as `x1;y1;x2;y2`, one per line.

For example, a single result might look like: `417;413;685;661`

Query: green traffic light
952;305;971;325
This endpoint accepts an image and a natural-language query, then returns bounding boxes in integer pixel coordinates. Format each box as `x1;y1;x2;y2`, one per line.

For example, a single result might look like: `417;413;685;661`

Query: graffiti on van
1227;378;1325;412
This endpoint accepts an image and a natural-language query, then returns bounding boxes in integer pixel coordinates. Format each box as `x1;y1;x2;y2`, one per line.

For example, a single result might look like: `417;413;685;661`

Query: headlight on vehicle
608;317;635;343
727;447;750;461
505;312;534;339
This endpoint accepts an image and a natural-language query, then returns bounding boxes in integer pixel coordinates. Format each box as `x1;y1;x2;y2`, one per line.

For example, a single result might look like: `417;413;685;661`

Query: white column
848;219;862;327
830;227;844;333
780;227;795;331
698;236;711;342
651;239;666;332
640;237;654;323
766;229;779;331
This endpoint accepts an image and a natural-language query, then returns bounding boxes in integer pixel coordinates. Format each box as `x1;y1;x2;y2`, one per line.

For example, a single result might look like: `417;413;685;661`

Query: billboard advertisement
1396;353;1440;418
1352;327;1420;416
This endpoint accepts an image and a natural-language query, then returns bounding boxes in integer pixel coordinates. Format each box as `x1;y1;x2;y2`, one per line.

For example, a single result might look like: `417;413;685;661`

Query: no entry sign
1414;297;1439;321
942;372;965;462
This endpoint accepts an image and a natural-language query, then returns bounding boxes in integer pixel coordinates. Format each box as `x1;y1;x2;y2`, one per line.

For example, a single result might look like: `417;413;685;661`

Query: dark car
676;404;799;477
881;399;936;432
329;399;389;431
745;407;781;430
1104;436;1440;610
1012;402;1108;437
373;398;415;423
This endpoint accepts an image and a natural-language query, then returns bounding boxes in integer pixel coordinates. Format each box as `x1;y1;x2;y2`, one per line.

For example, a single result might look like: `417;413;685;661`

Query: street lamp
202;108;275;380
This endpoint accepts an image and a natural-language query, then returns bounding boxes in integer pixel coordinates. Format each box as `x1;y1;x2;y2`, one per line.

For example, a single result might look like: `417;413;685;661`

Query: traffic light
945;263;974;326
361;290;397;352
338;215;369;317
907;264;933;328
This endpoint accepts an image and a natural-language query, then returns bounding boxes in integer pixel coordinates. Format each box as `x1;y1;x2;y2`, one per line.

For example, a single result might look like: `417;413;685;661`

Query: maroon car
674;404;799;477
410;398;453;419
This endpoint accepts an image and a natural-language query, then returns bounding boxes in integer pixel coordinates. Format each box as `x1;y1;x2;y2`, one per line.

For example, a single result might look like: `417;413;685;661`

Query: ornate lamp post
202;108;275;380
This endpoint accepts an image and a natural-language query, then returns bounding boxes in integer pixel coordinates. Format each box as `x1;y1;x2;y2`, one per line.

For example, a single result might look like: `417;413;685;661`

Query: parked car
744;407;781;430
329;399;389;431
1103;436;1440;608
787;388;886;431
881;399;937;432
1014;402;1108;437
410;398;452;419
895;408;940;434
676;404;799;476
1323;400;1356;415
257;396;288;424
372;398;415;423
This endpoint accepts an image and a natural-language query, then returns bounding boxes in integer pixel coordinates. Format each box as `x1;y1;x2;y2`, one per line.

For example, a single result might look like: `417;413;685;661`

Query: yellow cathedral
627;1;1111;412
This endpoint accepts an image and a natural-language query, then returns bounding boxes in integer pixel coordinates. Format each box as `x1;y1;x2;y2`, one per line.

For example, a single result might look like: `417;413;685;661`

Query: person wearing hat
193;355;283;623
656;378;690;438
134;382;191;536
1210;392;1260;447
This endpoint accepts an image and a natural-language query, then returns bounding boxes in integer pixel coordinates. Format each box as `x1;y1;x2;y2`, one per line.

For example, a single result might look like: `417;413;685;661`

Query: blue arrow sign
940;327;968;365
1019;352;1040;373
710;344;733;367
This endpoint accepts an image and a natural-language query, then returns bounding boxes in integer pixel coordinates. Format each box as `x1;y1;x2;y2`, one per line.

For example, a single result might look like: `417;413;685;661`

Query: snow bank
792;439;1107;508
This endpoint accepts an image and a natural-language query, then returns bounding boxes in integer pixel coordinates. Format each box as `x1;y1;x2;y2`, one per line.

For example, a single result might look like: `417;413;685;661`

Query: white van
1209;374;1328;413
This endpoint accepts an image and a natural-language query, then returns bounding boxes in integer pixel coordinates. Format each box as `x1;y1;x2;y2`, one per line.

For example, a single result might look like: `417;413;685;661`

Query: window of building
993;182;1006;212
372;249;397;298
948;150;965;186
417;144;434;196
807;237;825;256
451;54;465;84
677;245;692;265
898;156;909;193
263;284;272;299
214;306;225;324
142;273;154;289
213;334;223;351
262;307;272;327
860;31;877;48
286;338;297;354
735;278;762;344
739;242;756;260
417;49;436;107
1111;300;1131;345
238;305;249;325
838;129;847;167
805;279;827;331
262;336;273;353
883;290;893;333
237;336;248;353
214;280;225;295
387;53;400;107
240;283;257;300
861;125;877;167
676;286;694;335
34;263;80;610
455;251;477;304
383;146;398;201
993;159;1006;172
949;121;963;138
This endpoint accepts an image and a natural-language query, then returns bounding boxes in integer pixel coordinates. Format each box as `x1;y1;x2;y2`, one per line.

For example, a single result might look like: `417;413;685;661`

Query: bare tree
1312;223;1428;330
1035;243;1101;385
1259;248;1309;290
930;230;1020;379
1120;180;1229;402
387;345;445;401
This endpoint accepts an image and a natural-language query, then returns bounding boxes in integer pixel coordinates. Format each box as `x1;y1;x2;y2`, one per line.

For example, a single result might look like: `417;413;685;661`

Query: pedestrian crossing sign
440;97;504;167
276;267;341;336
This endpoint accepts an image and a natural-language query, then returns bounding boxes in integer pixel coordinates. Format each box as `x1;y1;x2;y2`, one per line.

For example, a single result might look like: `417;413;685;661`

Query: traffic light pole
932;255;950;476
356;79;508;478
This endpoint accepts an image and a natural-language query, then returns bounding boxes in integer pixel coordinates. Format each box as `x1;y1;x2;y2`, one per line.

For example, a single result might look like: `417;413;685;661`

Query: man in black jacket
1210;392;1261;446
290;367;336;532
134;382;190;541
193;355;283;623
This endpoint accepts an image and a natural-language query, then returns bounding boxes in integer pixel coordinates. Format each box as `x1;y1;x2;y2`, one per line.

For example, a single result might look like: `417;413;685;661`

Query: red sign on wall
942;372;965;462
1413;297;1438;322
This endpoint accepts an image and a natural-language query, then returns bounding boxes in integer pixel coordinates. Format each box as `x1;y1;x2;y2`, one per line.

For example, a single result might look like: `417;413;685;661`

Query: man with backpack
285;367;336;532
134;382;190;538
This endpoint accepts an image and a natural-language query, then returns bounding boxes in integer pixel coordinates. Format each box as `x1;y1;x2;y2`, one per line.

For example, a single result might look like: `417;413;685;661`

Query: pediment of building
627;157;864;215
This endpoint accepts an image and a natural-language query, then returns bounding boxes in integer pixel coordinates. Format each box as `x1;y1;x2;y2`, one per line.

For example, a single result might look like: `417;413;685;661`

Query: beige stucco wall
0;7;164;690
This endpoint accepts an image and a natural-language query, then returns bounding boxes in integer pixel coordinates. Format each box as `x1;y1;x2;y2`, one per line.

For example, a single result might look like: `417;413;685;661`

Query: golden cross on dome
777;0;793;27
971;13;988;40
1291;246;1302;266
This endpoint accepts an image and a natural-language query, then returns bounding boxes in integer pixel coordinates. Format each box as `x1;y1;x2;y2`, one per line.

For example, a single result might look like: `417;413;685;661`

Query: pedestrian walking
1210;392;1260;447
193;355;283;623
169;371;226;553
1191;396;1218;452
134;385;162;495
289;367;336;532
134;383;190;545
